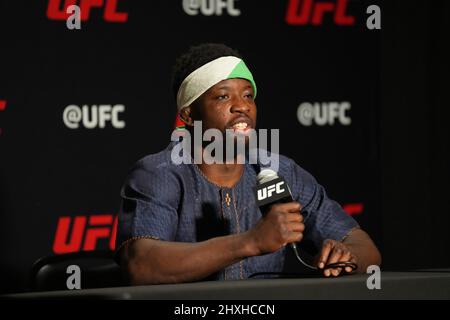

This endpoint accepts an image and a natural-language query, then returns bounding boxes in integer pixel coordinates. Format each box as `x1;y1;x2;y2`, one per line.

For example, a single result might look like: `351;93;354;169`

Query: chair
30;250;125;292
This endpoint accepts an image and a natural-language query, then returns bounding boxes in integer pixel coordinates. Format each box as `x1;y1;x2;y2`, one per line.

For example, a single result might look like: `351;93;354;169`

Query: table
4;270;450;300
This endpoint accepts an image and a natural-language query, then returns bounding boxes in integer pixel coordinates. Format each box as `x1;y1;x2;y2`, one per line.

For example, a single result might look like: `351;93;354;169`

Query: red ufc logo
47;0;128;22
343;203;364;216
286;0;354;26
0;100;6;136
53;214;118;254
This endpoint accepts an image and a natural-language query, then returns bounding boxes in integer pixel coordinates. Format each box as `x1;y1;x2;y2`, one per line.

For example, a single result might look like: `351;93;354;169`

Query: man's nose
230;96;250;114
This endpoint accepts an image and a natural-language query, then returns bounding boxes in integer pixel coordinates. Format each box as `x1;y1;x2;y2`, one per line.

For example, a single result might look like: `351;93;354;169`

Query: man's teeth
233;122;248;130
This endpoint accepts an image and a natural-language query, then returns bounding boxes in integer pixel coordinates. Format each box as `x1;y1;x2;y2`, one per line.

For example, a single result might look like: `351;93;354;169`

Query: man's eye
245;93;254;99
217;95;228;100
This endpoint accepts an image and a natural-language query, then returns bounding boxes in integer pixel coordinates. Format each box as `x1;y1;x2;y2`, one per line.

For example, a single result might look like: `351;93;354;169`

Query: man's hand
246;202;304;255
317;239;358;277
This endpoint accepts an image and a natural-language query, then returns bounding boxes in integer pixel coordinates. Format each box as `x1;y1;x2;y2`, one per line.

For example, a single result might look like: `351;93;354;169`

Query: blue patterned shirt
116;142;359;280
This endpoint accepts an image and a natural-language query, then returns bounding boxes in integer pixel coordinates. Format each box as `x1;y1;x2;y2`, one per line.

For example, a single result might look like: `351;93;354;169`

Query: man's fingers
335;250;352;275
287;202;302;213
318;240;334;270
323;245;344;277
318;240;348;277
287;222;305;233
340;250;351;263
345;255;358;273
287;213;303;223
326;248;358;277
317;240;357;277
273;201;301;213
337;251;352;272
288;231;303;243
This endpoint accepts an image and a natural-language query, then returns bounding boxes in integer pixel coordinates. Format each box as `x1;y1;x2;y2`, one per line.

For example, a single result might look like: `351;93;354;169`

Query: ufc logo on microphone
47;0;128;23
257;182;286;201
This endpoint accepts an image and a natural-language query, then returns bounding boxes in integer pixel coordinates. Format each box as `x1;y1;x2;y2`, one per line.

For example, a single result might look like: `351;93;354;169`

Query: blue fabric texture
116;142;359;280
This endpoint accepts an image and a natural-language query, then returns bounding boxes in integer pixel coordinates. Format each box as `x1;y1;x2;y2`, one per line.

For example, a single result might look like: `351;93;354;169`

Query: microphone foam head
257;169;279;184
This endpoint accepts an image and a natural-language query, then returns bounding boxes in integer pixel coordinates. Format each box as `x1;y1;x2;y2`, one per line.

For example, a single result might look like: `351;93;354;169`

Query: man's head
172;43;257;135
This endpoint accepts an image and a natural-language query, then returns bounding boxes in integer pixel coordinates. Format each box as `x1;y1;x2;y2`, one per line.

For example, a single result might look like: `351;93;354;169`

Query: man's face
190;78;257;135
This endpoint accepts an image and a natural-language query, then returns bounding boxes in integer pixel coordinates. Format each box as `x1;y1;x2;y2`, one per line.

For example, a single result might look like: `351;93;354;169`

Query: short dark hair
171;43;242;98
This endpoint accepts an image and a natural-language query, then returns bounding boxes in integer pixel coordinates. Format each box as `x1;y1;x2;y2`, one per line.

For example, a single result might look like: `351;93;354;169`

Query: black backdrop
0;0;448;294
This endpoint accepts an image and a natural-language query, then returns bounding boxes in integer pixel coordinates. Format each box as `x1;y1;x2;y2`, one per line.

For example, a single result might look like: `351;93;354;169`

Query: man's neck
197;162;244;188
190;140;247;188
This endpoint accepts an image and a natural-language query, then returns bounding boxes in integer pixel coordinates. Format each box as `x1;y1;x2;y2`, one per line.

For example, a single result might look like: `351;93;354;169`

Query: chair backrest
30;251;124;291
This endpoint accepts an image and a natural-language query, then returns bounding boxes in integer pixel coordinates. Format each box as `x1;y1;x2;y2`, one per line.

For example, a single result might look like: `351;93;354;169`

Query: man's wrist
237;231;260;257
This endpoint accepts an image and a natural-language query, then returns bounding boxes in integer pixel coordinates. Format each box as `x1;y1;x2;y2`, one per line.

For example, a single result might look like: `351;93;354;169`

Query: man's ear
180;106;194;126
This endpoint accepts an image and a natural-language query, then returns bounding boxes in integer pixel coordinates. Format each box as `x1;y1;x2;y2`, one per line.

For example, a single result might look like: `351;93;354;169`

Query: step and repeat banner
0;0;381;292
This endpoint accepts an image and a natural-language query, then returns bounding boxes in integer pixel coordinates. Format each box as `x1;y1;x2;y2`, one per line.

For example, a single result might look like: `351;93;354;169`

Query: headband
176;56;257;112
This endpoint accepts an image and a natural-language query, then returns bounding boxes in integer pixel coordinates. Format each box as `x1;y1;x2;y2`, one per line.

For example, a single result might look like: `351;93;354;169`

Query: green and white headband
176;56;257;112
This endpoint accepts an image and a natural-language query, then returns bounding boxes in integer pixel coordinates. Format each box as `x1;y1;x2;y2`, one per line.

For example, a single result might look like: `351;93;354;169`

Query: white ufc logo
257;182;286;200
182;0;241;16
297;101;351;126
63;104;126;129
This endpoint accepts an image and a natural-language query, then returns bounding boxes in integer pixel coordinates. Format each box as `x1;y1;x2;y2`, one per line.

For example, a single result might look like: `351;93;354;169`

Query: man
115;43;381;285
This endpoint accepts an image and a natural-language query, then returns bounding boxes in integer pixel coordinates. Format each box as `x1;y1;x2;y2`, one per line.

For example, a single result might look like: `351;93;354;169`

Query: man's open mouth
233;122;248;130
228;118;253;134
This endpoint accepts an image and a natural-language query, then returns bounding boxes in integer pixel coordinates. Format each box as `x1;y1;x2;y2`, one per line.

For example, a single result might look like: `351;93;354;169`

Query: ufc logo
182;0;241;16
286;0;354;26
0;100;6;136
257;182;286;201
63;104;126;129
47;0;128;22
53;214;117;254
297;102;351;127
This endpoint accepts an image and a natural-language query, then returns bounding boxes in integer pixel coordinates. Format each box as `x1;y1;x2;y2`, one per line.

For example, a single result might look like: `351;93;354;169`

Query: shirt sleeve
115;159;180;250
289;161;359;250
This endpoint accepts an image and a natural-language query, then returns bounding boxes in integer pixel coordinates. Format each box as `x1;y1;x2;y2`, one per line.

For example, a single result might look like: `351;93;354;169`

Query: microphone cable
291;242;358;272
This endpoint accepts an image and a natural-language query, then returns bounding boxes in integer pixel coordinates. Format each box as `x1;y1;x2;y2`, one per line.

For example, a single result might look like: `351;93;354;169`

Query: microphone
254;169;317;270
254;169;358;273
255;169;294;213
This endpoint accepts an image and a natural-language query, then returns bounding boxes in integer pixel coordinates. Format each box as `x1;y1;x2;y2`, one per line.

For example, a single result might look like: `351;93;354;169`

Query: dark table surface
4;270;450;300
